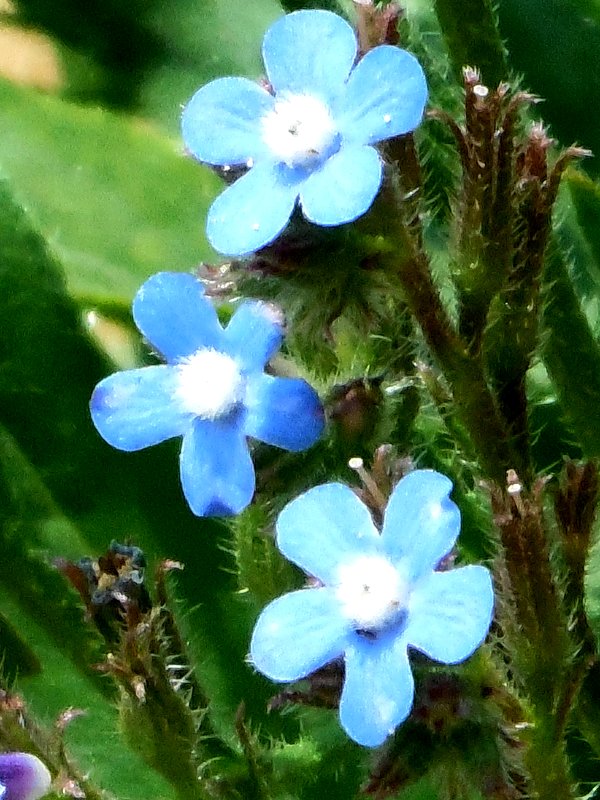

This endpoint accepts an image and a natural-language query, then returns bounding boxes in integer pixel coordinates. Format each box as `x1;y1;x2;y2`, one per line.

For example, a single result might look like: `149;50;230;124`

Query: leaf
0;171;289;755
13;0;281;123
0;78;221;306
565;170;600;296
0;585;175;800
0;422;105;675
498;0;600;176
584;516;600;651
432;0;507;86
140;0;282;128
541;245;600;457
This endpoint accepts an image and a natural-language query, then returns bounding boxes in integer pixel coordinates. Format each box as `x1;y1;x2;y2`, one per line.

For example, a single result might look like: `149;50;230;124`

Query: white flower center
335;554;409;632
174;348;244;419
261;92;340;168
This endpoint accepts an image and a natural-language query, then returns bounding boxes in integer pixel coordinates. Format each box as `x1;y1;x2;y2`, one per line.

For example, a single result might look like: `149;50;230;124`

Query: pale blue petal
223;301;284;371
133;272;224;361
337;46;427;146
381;470;460;581
250;587;351;681
206;162;300;256
405;566;494;663
179;417;254;516
276;483;380;583
299;144;382;226
244;374;324;451
262;10;357;102
90;366;191;451
182;77;274;166
340;631;414;747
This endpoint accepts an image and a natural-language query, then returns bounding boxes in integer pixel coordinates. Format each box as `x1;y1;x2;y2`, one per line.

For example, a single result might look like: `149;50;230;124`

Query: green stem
524;722;576;800
382;181;514;482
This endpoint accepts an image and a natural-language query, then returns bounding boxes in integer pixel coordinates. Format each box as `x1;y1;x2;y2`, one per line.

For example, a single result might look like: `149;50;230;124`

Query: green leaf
565;170;600;296
0;171;287;754
584;516;600;651
541;245;600;456
0;78;221;306
432;0;507;86
0;585;175;800
14;0;281;121
0;183;176;794
498;0;600;177
140;0;282;128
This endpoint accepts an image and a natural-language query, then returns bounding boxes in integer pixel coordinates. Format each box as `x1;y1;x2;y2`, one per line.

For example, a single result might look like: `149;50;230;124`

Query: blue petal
381;470;460;581
206;161;301;256
250;587;351;681
299;144;382;226
276;483;380;583
0;753;51;800
340;632;414;747
223;301;284;371
133;272;224;361
90;366;191;451
337;46;428;146
182;77;274;166
179;417;255;516
243;373;324;451
262;10;357;102
405;566;493;663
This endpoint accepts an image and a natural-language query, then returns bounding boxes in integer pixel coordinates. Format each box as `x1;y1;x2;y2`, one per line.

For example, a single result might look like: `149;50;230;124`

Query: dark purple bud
0;753;51;800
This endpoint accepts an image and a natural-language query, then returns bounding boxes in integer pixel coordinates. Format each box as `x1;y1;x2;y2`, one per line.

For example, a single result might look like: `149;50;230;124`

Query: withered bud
555;459;599;551
463;65;482;87
56;541;152;641
354;0;402;52
519;122;554;182
329;376;384;444
267;661;343;712
55;707;85;731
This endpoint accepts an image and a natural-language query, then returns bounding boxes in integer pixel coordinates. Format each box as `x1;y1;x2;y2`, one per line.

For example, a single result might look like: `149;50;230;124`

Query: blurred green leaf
11;0;163;107
12;0;281;125
140;0;282;128
0;78;221;306
498;0;600;176
0;584;176;800
541;246;600;457
584;515;600;653
0;177;176;797
0;174;287;756
432;0;507;85
566;170;600;295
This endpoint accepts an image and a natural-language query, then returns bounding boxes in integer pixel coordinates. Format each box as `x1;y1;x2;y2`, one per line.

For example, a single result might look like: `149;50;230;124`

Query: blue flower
90;272;324;517
0;753;51;800
182;9;427;257
250;470;494;747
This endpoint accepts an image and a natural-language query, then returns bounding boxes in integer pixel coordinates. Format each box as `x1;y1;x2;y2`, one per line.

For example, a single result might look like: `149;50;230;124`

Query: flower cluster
182;9;428;256
90;272;324;516
0;753;51;800
89;9;495;752
250;470;494;747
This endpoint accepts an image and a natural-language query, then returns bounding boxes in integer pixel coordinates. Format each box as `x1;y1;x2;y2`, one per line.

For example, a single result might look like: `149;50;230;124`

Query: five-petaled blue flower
90;272;324;517
250;470;494;747
182;9;428;257
0;753;51;800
